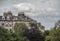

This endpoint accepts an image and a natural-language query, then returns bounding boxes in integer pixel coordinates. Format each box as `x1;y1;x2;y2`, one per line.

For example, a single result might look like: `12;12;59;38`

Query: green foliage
49;27;60;41
44;30;50;41
45;28;60;41
14;23;45;41
49;20;60;41
0;23;44;41
14;23;29;41
45;36;51;41
44;30;50;36
14;23;28;33
24;28;45;41
45;20;60;41
0;26;20;41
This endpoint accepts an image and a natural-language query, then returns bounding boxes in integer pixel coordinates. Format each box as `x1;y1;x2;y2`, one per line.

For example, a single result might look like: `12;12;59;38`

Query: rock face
0;11;45;32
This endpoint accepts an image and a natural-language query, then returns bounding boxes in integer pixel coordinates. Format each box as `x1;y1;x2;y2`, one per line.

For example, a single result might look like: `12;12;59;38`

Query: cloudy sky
0;0;60;30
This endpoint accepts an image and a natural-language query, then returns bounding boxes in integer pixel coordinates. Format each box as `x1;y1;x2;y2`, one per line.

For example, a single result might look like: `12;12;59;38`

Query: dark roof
0;15;37;22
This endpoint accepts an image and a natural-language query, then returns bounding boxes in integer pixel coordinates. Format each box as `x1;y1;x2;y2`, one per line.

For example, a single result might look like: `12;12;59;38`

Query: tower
3;11;12;20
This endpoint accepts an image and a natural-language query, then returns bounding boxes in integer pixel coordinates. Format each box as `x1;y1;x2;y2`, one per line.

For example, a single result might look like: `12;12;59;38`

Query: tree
44;30;50;36
0;26;19;41
14;23;45;41
44;30;50;41
24;27;45;41
46;20;60;41
54;20;60;28
45;36;51;41
45;20;60;41
49;27;60;41
14;23;29;41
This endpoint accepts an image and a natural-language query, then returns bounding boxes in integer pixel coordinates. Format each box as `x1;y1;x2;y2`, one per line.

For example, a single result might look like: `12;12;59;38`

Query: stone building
0;11;45;32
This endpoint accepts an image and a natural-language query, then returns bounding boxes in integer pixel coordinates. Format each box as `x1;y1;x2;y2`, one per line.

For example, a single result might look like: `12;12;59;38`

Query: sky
0;0;60;30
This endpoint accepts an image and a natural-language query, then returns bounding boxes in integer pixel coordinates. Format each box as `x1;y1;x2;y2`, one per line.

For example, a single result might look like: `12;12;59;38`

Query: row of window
0;16;31;21
1;23;12;27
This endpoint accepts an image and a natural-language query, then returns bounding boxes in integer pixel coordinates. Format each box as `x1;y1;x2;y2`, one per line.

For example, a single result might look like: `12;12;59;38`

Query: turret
3;11;13;20
18;12;24;16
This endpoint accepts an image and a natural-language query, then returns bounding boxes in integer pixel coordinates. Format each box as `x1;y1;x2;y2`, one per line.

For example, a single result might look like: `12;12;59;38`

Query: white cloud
14;3;35;12
13;3;39;16
12;2;60;18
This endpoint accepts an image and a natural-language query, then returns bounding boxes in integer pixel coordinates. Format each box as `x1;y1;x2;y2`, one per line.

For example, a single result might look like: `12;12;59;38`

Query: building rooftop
0;11;37;22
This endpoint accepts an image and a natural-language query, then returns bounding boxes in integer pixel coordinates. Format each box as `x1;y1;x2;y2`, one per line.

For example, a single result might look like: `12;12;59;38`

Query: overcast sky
0;0;60;30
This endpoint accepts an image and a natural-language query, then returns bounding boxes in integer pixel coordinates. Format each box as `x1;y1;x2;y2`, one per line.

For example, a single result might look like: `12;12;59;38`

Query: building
0;11;45;32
